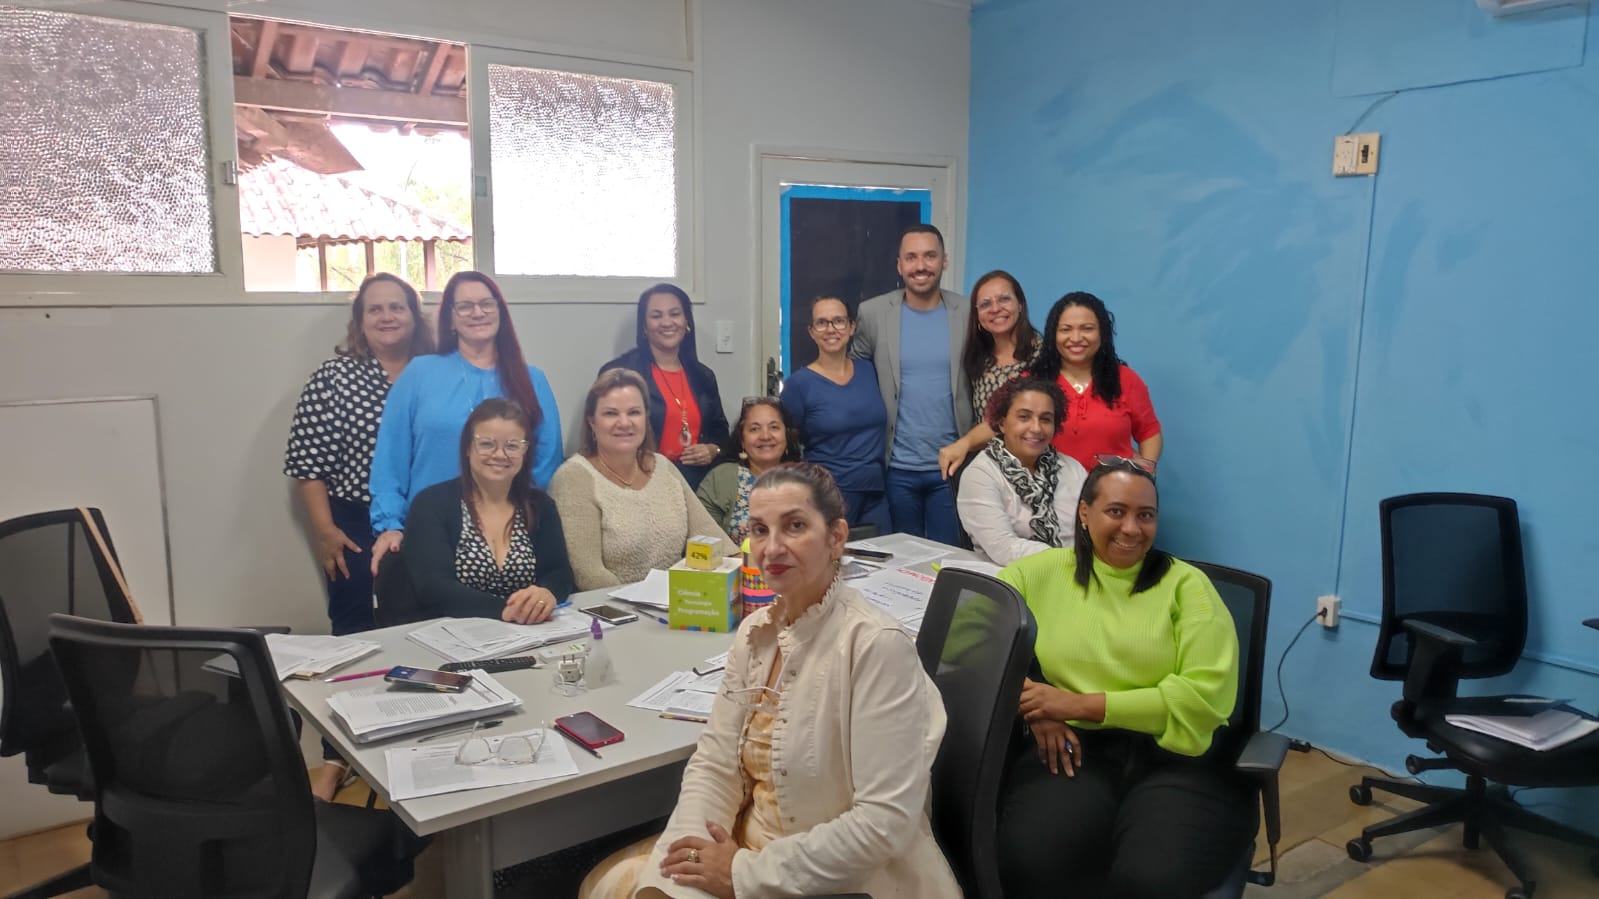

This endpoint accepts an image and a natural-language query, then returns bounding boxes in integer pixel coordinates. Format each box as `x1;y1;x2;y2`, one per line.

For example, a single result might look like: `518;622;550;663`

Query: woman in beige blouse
936;269;1043;477
580;463;959;899
548;369;733;590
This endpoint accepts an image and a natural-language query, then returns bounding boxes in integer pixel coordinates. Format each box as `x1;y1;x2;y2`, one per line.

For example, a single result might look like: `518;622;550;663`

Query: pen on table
555;727;603;759
417;720;504;743
324;668;390;683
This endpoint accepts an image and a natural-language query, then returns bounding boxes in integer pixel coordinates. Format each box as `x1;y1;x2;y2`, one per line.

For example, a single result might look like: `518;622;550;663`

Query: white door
758;155;954;395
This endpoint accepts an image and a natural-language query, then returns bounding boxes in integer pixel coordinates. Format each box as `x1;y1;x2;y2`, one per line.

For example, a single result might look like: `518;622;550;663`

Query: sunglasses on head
1094;454;1157;477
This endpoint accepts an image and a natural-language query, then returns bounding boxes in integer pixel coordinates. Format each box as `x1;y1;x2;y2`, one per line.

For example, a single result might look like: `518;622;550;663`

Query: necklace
654;365;694;447
1063;370;1091;394
594;453;639;488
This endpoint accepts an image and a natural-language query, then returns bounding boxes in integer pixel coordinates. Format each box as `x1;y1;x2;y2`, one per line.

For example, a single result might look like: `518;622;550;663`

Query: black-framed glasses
810;316;851;332
1094;454;1156;477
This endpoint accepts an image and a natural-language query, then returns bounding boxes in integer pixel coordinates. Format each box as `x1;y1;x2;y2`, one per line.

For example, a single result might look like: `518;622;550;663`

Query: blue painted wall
969;0;1599;819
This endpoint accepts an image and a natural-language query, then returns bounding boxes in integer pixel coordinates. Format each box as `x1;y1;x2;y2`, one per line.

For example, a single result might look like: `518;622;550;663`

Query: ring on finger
687;848;700;864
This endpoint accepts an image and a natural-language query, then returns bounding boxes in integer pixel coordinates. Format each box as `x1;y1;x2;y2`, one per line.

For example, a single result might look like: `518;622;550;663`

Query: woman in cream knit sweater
550;369;734;590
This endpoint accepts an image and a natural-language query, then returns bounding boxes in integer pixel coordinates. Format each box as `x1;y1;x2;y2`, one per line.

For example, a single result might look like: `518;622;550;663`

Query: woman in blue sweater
780;296;890;533
369;271;561;574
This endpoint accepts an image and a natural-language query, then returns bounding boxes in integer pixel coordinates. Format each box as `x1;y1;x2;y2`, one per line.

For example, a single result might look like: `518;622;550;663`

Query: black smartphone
580;603;639;625
848;546;894;561
383;665;474;693
554;711;626;749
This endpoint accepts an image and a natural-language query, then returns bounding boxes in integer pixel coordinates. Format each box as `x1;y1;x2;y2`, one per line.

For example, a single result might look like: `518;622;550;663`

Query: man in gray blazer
850;224;971;544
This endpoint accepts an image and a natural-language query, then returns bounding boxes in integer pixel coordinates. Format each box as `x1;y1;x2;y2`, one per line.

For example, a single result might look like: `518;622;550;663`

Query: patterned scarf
983;436;1062;545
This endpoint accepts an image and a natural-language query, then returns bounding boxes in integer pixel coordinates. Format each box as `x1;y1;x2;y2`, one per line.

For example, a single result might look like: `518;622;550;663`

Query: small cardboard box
684;534;721;571
669;558;742;632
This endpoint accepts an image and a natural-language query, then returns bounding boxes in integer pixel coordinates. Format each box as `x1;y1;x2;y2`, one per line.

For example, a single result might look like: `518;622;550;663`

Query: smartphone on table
580;603;639;625
383;665;474;693
555;711;625;749
848;546;893;562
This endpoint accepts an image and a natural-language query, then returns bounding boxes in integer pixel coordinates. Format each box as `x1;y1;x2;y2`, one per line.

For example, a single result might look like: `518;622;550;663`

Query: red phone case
555;712;625;748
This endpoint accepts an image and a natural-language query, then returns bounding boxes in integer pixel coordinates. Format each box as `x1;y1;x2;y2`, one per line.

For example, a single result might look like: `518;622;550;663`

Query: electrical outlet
1333;132;1380;177
714;320;734;354
1316;594;1341;628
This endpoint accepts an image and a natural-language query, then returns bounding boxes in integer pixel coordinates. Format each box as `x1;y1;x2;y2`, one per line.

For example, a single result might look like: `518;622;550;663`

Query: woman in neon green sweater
995;457;1252;899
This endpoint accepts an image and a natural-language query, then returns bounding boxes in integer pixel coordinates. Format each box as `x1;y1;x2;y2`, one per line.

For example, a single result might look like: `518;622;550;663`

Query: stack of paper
328;669;521;744
207;633;381;681
853;566;938;634
407;610;599;663
1445;708;1599;752
628;668;725;722
385;727;581;800
266;633;381;679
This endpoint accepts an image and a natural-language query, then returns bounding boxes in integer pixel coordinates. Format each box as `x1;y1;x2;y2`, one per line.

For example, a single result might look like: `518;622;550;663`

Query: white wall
0;0;968;833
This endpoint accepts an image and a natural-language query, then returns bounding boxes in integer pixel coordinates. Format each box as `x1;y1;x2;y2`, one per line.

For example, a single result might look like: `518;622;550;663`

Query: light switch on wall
715;320;734;354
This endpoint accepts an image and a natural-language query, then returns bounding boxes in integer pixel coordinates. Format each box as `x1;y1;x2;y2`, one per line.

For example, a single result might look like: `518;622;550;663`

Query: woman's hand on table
502;586;558;624
662;821;737;898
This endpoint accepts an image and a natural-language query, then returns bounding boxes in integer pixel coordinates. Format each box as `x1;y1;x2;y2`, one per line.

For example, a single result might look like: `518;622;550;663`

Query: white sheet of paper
680;670;724;694
627;670;694;712
663;689;716;719
608;569;671;610
936;558;1004;578
856;567;937;620
385;728;580;801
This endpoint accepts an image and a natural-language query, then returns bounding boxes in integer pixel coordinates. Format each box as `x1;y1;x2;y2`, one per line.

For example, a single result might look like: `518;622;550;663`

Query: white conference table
282;533;962;899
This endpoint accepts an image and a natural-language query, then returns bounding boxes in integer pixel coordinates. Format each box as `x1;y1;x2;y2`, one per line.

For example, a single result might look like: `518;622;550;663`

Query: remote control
440;655;540;674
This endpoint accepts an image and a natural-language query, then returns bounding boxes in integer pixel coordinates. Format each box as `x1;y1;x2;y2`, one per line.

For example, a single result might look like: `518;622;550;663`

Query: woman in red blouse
1030;292;1162;473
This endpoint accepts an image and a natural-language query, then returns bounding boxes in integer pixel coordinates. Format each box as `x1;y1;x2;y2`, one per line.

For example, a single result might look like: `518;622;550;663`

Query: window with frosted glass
487;65;676;278
0;8;216;273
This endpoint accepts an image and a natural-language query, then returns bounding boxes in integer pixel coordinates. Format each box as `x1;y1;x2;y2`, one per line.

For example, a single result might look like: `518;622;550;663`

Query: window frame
466;46;697;304
1;2;699;308
0;0;245;306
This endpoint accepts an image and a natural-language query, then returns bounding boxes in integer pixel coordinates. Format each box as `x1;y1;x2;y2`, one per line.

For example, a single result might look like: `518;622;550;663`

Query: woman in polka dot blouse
283;272;432;800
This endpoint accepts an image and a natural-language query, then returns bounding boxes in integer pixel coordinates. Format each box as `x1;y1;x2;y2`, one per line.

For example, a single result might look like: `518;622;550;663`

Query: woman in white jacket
956;377;1088;565
581;463;959;899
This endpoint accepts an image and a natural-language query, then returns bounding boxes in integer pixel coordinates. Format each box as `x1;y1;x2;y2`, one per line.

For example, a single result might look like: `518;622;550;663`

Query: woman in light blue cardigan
368;271;561;573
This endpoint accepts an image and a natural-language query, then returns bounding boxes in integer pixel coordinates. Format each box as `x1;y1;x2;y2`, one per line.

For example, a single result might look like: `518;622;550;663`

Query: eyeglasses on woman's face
975;293;1018;313
454;299;499;317
473;436;529;457
810;316;851;332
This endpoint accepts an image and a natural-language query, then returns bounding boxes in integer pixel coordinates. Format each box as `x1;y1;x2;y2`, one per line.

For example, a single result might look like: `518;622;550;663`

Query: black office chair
0;508;140;899
1346;493;1599;899
373;551;427;628
1187;560;1287;897
47;614;424;898
844;524;880;543
913;568;1038;899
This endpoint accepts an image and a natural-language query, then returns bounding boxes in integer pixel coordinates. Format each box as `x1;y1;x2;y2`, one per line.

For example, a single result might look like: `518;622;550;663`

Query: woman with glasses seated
1029;291;1162;474
550;369;734;591
695;398;803;543
369;271;563;576
579;463;960;899
955;377;1088;565
401;399;572;623
933;270;1044;478
600;283;730;491
778;296;891;533
995;458;1248;899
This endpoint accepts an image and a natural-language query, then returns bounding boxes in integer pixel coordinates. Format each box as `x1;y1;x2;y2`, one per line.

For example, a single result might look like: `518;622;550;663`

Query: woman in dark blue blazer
599;283;730;490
